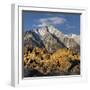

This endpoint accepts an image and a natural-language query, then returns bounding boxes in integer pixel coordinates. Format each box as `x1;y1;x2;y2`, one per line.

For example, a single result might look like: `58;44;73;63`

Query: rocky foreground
24;47;80;77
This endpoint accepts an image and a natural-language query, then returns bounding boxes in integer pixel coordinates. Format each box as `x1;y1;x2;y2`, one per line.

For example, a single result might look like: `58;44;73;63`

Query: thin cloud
65;24;76;30
38;17;66;27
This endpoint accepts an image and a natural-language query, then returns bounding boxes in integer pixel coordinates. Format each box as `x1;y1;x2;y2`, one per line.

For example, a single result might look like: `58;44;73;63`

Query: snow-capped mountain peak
24;25;80;53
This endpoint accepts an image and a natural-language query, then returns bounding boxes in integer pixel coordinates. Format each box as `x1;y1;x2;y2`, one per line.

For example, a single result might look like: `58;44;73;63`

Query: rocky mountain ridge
24;25;80;53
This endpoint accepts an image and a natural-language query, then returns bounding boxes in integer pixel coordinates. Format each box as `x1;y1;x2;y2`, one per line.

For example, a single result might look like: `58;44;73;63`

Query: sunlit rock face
24;47;80;77
24;25;80;53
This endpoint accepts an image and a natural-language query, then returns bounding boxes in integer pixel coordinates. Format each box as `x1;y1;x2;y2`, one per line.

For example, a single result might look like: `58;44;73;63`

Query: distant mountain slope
24;25;80;53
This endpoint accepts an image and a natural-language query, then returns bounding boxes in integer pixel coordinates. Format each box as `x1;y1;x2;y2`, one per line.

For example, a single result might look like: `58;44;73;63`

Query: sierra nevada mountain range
24;25;80;53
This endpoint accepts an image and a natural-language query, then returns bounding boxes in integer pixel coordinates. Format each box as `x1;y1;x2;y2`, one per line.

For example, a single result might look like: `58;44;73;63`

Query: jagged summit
24;25;80;53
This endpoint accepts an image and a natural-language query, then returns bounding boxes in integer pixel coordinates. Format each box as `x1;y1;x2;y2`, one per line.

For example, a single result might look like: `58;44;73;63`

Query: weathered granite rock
24;47;80;77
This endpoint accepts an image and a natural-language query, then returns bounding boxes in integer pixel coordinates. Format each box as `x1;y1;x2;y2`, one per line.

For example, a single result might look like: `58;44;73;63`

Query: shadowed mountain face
24;25;80;53
24;31;45;48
